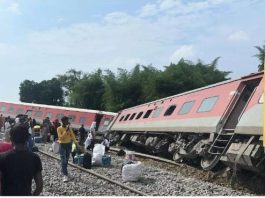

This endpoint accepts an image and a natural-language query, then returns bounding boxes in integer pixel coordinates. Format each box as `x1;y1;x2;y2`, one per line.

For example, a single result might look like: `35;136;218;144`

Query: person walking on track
57;116;79;182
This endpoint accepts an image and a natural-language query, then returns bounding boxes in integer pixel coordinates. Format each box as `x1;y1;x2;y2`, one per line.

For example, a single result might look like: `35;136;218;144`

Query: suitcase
102;155;111;166
83;152;92;169
74;154;84;166
34;137;42;143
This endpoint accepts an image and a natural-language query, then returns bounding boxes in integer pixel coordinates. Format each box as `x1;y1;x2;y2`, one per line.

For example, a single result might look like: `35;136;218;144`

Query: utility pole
263;59;265;147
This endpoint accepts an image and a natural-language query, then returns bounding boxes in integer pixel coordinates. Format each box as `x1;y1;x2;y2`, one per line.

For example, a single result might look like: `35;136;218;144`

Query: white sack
52;141;60;154
93;144;105;156
122;161;142;182
92;153;103;165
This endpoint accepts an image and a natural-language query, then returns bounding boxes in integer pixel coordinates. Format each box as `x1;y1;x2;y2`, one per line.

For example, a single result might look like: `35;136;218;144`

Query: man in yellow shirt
57;116;79;182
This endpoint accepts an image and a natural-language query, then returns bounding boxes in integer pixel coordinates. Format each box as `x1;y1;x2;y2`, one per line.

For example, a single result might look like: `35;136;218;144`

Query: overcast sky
0;0;264;102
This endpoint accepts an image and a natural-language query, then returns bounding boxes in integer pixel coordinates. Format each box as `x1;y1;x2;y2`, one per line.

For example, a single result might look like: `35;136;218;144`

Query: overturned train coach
108;71;264;174
0;101;117;132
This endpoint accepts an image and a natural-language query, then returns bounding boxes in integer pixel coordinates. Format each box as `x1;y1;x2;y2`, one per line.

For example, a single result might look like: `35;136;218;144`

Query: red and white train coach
108;71;264;174
0;101;117;132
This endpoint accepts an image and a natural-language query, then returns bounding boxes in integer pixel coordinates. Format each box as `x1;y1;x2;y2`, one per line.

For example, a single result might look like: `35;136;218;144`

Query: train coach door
224;78;262;131
204;76;262;170
95;113;103;131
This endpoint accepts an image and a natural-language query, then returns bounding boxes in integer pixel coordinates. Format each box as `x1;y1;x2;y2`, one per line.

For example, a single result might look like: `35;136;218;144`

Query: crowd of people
0;113;110;195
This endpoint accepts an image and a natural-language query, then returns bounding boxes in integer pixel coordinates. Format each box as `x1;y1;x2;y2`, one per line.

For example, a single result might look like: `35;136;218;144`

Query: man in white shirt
15;117;20;124
84;133;92;151
4;118;11;141
89;121;97;150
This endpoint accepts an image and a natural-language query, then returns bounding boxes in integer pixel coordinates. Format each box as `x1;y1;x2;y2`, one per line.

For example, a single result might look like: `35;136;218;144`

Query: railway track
0;135;255;196
109;146;259;195
39;150;148;196
109;147;184;167
37;143;252;196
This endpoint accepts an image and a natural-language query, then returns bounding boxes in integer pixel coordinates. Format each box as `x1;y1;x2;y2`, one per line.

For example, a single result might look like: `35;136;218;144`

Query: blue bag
74;154;84;166
102;155;111;166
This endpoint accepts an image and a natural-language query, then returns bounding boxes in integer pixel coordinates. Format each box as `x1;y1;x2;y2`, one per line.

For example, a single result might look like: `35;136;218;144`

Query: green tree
102;68;132;111
102;65;161;112
19;80;41;103
155;58;230;98
57;69;83;103
19;78;64;106
38;78;64;105
69;69;105;110
254;42;265;71
102;69;122;111
19;58;230;112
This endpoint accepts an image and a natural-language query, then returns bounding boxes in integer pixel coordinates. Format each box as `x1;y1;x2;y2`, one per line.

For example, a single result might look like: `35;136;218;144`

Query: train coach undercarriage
108;131;215;166
221;135;265;175
107;131;265;176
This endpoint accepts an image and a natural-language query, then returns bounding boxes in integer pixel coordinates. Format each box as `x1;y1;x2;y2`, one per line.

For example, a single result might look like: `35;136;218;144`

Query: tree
56;69;84;102
19;58;230;111
38;78;64;105
19;80;41;103
102;65;161;112
69;69;105;110
19;78;64;106
254;42;265;71
155;58;230;98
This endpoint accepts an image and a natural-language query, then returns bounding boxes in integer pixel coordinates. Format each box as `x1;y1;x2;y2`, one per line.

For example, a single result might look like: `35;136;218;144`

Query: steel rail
39;150;148;196
110;147;183;167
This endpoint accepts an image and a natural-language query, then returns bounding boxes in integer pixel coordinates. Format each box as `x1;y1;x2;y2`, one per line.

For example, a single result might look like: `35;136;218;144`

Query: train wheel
173;151;182;163
168;143;176;153
200;155;220;170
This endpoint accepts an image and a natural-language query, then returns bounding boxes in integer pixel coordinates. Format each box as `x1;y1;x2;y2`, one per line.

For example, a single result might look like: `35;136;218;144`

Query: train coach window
9;106;14;113
124;114;131;121
26;110;32;117
35;111;43;117
164;105;176;116
46;112;52;119
129;113;136;120
178;101;195;115
259;94;264;104
152;107;164;118
16;109;24;114
143;109;153;119
103;118;111;126
56;113;64;120
136;112;143;119
68;115;76;122
197;96;219;113
119;116;124;122
0;106;6;112
79;117;86;124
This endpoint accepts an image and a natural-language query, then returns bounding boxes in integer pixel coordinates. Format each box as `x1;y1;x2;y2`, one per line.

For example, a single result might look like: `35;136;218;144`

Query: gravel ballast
37;143;254;196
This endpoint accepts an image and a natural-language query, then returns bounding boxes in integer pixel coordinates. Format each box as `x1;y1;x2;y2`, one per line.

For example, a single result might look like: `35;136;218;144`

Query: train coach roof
0;101;117;116
120;71;264;112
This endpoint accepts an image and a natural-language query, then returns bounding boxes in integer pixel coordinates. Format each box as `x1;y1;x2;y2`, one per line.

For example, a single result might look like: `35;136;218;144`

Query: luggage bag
83;152;92;169
74;154;84;166
102;155;111;166
34;137;42;143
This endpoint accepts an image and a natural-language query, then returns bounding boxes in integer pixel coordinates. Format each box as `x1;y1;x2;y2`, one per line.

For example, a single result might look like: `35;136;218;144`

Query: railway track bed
37;143;253;196
39;152;141;196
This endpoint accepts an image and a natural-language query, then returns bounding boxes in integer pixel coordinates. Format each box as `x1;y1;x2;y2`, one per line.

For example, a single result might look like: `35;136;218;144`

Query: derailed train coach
108;71;264;174
0;101;117;132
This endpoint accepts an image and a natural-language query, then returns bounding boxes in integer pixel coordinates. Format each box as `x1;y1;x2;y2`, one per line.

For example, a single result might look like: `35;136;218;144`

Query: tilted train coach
108;71;264;175
0;101;117;132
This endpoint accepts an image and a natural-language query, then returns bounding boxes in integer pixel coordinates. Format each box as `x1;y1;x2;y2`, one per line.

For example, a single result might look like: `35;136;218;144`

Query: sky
0;0;264;102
